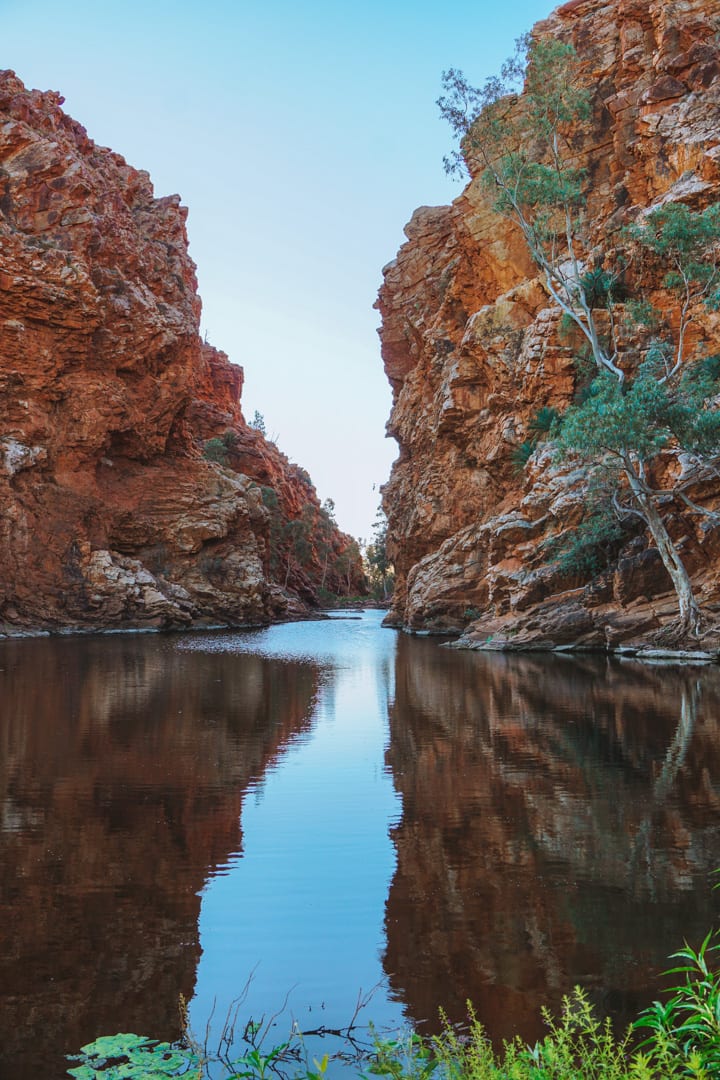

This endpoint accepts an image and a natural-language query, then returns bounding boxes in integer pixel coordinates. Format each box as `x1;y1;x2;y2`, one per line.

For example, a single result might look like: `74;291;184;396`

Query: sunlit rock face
383;635;720;1043
0;71;362;633
377;0;720;641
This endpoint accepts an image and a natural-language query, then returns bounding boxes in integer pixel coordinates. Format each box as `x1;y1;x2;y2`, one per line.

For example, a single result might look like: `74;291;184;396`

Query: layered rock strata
0;71;362;634
377;0;720;648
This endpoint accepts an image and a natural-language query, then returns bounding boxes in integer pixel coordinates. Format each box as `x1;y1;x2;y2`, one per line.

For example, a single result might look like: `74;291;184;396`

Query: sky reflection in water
179;612;405;1048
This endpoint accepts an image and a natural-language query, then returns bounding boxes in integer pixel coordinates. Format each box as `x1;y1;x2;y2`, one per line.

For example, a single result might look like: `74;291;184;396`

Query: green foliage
68;927;720;1080
528;406;561;437
364;989;669;1080
260;485;279;512
523;36;592;133
439;37;592;300
579;266;624;309
67;1033;197;1079
259;484;362;597
439;36;590;175
635;930;720;1077
203;437;230;465
510;440;537;475
365;509;394;601
548;505;629;578
624;298;662;332
364;1030;437;1080
250;411;267;437
557;365;720;466
203;430;239;466
511;409;561;475
630;203;720;305
226;1041;291;1080
696;353;720;382
294;467;314;491
434;990;637;1079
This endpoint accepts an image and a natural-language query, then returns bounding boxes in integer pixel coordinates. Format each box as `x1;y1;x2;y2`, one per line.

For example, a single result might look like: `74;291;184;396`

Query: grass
67;929;720;1080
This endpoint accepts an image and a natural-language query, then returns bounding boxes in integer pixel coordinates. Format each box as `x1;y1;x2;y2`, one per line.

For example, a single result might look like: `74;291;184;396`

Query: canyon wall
0;71;362;635
377;0;720;647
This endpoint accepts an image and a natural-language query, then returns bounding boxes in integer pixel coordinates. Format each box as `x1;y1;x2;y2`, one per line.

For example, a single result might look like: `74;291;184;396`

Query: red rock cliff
0;71;362;633
377;0;720;647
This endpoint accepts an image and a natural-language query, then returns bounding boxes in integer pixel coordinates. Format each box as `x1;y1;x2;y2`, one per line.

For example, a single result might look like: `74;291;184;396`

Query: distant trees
365;510;394;602
316;498;337;590
260;487;362;598
440;37;720;635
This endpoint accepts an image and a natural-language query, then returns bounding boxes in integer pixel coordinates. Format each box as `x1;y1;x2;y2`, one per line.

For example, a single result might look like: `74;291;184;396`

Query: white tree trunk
626;472;702;634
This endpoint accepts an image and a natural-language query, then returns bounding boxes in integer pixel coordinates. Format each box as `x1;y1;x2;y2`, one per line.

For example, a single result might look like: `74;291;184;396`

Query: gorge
4;0;720;648
3;3;720;1074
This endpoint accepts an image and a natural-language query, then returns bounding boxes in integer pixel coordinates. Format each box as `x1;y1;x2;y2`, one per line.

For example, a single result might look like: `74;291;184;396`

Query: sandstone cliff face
0;71;362;633
377;0;720;646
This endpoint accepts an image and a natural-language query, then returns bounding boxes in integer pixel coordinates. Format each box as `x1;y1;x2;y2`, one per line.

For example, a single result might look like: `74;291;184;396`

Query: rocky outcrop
0;71;362;635
377;0;720;648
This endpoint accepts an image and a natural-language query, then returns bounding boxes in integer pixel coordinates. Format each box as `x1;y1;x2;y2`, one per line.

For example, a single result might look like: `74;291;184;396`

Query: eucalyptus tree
439;38;720;635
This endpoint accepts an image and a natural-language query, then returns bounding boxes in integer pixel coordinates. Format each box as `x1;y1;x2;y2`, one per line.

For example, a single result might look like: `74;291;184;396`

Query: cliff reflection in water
0;633;320;1080
384;637;720;1043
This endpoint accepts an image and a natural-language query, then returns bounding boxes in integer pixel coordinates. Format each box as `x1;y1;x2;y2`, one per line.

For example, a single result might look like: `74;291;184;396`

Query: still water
1;610;720;1078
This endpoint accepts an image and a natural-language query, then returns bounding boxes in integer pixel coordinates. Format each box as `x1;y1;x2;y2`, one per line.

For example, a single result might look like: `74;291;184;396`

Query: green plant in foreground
430;990;637;1080
634;930;720;1078
68;927;720;1080
67;1033;198;1079
227;1040;292;1079
364;1030;438;1080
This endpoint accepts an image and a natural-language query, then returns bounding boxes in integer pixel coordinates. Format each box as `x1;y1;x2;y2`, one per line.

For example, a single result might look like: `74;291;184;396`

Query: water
1;611;719;1078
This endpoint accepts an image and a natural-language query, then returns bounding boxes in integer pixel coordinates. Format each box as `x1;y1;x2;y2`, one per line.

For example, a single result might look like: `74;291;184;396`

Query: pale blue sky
3;0;553;539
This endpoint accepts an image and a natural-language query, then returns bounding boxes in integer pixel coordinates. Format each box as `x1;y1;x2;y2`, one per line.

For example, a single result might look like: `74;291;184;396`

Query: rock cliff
377;0;720;648
0;71;362;635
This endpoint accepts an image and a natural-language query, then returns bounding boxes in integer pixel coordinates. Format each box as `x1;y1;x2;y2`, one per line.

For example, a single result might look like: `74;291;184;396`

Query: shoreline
0;605;392;642
447;637;720;664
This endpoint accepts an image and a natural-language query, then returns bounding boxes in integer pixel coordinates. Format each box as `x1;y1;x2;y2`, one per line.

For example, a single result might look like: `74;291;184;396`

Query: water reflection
384;638;720;1043
0;633;320;1080
183;615;403;1060
1;618;720;1080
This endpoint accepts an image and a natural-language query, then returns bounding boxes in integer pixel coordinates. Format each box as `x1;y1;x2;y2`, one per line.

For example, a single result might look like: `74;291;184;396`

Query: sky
3;0;553;541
